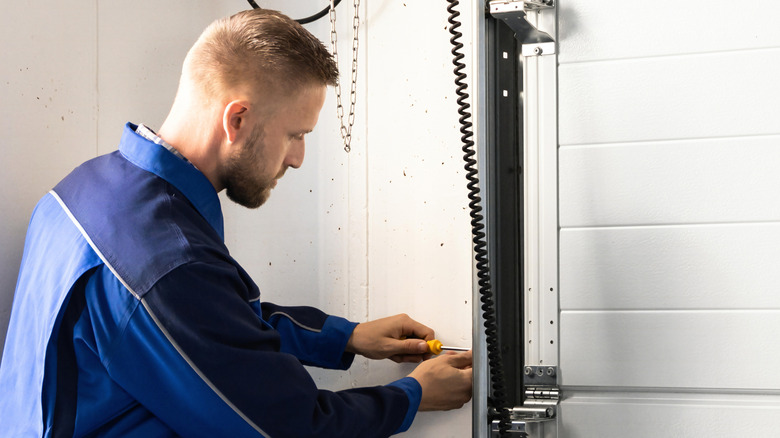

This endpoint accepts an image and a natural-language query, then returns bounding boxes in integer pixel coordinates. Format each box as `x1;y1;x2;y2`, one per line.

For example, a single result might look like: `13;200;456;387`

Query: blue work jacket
0;123;420;437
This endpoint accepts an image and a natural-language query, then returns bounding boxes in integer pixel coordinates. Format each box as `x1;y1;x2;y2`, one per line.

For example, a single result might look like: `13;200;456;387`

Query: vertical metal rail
472;1;490;435
485;15;525;410
473;0;560;437
472;0;527;435
476;1;560;436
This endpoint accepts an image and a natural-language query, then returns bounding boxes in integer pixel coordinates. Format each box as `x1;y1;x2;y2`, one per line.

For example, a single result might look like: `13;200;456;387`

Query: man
0;8;472;438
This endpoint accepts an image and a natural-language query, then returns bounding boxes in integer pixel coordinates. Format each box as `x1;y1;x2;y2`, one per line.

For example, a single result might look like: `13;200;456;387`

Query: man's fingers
400;315;435;341
409;351;474;411
443;350;473;368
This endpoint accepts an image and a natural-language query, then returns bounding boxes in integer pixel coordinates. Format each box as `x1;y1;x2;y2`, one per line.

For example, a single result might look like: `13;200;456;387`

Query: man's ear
223;100;249;144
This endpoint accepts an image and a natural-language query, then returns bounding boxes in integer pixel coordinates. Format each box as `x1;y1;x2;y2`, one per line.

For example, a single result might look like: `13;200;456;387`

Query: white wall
556;0;780;436
0;1;474;436
0;0;100;361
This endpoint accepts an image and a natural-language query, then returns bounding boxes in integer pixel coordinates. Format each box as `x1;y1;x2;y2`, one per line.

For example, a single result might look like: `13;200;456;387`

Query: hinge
488;0;556;56
491;366;560;436
523;365;556;386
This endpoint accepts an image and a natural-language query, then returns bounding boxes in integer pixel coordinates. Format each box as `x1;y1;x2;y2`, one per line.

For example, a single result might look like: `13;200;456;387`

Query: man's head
160;9;338;208
184;9;338;105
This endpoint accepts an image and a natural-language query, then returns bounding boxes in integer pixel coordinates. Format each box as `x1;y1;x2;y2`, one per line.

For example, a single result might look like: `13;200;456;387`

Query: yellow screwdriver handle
427;339;443;355
401;336;444;355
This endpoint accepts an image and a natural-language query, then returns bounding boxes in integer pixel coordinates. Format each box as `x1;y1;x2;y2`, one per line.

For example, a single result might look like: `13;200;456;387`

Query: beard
223;124;276;209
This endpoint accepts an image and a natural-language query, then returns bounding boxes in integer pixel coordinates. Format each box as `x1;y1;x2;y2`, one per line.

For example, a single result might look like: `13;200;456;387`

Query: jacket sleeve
96;260;420;438
259;302;358;370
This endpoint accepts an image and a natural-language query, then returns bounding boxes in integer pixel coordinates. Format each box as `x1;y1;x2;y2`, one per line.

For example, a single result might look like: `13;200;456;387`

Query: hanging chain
329;0;360;153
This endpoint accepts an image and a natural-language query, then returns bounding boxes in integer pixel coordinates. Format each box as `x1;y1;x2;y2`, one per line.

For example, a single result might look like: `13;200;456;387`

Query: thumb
401;338;430;355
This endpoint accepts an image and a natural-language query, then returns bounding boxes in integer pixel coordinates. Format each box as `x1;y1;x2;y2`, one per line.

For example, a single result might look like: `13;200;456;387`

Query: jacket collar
118;122;224;240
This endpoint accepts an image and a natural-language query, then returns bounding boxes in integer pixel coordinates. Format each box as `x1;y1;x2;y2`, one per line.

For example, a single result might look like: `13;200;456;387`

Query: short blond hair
185;9;338;100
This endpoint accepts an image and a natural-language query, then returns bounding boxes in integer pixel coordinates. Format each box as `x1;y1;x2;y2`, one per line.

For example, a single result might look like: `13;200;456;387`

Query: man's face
223;85;327;208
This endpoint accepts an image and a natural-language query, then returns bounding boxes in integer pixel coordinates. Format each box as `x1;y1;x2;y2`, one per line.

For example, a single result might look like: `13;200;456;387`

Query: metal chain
329;0;360;153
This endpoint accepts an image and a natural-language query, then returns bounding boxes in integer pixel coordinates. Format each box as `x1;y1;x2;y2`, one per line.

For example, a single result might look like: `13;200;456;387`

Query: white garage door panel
560;311;780;389
558;49;780;146
559;392;780;438
555;0;780;436
559;0;780;63
559;136;780;227
560;225;780;311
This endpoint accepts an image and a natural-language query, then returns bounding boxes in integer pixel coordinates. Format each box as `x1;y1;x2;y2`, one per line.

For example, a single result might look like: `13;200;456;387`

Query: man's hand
408;350;473;411
345;314;435;363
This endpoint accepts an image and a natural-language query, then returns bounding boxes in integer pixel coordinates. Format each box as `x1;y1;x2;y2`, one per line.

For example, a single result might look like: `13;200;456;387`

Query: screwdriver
424;339;470;355
401;336;469;355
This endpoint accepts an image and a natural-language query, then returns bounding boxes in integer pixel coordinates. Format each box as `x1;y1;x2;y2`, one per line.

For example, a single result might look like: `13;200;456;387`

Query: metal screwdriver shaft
426;339;470;355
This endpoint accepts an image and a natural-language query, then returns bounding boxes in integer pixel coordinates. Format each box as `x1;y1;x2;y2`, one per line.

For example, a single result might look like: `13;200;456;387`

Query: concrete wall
556;0;780;436
1;1;473;436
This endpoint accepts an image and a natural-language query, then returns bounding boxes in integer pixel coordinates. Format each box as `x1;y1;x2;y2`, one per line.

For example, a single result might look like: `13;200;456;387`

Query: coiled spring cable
446;0;512;435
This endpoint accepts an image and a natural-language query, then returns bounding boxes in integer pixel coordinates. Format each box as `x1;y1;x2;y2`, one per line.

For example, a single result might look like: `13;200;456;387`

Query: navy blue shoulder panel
53;151;227;297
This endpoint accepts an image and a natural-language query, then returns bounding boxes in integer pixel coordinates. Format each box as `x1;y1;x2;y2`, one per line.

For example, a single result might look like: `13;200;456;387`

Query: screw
525;366;533;376
547;367;555;376
536;368;544;377
534;46;543;55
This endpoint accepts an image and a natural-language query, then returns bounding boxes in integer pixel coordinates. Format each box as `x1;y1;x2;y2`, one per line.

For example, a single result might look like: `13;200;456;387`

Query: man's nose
284;140;305;169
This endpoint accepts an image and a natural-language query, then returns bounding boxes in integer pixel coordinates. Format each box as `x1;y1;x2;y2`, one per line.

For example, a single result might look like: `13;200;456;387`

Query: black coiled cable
446;0;512;435
247;0;342;25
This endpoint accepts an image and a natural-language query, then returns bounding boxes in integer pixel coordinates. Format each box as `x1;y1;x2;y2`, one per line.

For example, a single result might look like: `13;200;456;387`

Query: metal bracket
488;0;556;56
491;419;530;437
490;404;557;437
490;366;560;436
523;365;556;386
